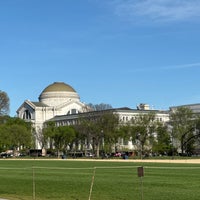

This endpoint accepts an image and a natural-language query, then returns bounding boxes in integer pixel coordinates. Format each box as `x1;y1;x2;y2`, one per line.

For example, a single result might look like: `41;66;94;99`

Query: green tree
43;121;57;150
53;126;75;157
83;117;100;156
71;124;86;153
152;123;172;156
0;115;10;124
8;124;32;153
170;107;196;155
0;117;32;154
0;90;9;116
76;111;119;157
0;124;9;151
101;112;119;153
73;117;90;154
130;112;157;158
43;122;76;157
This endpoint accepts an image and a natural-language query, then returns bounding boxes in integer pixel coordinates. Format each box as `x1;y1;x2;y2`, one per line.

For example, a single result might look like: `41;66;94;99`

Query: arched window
23;110;31;120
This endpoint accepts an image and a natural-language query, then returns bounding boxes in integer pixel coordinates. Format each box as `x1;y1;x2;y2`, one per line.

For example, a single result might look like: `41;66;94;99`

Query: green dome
42;82;76;93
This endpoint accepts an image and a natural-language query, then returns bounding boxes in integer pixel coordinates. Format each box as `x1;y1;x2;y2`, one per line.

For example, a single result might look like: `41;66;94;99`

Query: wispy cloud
162;62;200;70
127;62;200;73
111;0;200;23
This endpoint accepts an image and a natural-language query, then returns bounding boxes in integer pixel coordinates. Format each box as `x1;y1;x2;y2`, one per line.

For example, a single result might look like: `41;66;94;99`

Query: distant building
50;107;169;150
170;103;200;115
17;81;169;150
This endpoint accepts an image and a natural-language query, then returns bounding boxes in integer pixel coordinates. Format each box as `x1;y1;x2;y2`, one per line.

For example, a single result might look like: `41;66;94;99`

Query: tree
79;116;100;156
43;121;57;150
8;124;32;153
76;111;119;157
0;115;10;124
0;124;9;152
73;117;91;154
87;103;112;111
0;117;32;154
0;90;9;116
53;126;76;157
130;112;157;158
152;123;172;156
43;122;76;157
170;107;196;155
71;124;86;153
100;112;119;153
32;127;45;149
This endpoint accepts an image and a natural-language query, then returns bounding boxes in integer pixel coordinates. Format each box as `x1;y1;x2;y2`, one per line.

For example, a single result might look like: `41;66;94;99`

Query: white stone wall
39;91;80;107
17;87;87;149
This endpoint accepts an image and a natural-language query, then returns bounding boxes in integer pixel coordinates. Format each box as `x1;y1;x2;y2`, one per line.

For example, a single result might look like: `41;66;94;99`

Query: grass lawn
0;159;200;200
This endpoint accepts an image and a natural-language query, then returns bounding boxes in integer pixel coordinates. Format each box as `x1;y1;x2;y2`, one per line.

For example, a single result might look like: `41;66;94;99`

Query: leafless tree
87;103;112;111
0;90;9;116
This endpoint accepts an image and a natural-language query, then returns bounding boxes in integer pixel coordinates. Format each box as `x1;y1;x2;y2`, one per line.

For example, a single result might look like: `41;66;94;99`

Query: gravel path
65;158;200;164
3;158;200;164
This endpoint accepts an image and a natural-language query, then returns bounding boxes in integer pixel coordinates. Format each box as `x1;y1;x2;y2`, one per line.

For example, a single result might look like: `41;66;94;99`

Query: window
67;109;78;115
23;110;31;120
71;109;77;114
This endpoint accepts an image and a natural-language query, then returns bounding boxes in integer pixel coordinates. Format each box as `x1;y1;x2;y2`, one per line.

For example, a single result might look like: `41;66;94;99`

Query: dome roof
39;82;79;106
42;82;76;93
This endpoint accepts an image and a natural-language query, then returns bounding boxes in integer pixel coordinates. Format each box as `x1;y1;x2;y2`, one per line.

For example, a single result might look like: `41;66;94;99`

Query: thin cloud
127;62;200;73
162;62;200;70
112;0;200;23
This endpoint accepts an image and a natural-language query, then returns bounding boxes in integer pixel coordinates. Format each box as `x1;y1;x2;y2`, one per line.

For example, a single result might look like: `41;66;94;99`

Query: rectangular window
72;109;76;114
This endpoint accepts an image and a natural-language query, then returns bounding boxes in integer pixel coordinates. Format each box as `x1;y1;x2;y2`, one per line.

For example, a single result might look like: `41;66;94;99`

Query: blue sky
1;0;200;116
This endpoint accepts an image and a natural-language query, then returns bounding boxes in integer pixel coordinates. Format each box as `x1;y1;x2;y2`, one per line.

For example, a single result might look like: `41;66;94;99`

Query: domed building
39;82;80;107
17;82;88;148
17;82;170;153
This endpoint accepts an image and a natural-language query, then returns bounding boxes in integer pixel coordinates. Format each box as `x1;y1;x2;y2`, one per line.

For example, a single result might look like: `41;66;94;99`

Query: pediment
56;100;85;110
17;100;35;113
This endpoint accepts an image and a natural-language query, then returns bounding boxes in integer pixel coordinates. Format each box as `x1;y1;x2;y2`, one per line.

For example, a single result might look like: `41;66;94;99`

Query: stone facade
50;107;169;151
170;103;200;115
17;82;170;151
17;82;88;148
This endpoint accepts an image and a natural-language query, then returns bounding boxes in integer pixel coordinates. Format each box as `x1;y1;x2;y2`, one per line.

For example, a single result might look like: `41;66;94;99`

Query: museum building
17;82;169;150
17;82;89;148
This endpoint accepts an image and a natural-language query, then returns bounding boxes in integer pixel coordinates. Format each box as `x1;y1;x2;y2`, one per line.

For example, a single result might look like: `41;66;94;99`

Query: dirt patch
66;158;200;164
4;158;200;164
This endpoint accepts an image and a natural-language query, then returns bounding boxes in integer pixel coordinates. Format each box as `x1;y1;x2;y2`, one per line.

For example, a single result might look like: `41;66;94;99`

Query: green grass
0;159;200;200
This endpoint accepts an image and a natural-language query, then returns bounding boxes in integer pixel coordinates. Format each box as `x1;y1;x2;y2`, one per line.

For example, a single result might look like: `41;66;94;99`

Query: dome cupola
39;82;80;106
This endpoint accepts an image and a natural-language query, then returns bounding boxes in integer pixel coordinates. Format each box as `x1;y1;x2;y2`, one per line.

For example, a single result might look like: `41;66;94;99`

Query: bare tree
87;103;112;111
0;90;9;116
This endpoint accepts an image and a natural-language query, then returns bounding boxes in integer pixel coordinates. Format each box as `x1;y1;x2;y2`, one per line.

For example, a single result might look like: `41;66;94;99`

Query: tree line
41;107;200;158
1;90;200;158
0;116;32;155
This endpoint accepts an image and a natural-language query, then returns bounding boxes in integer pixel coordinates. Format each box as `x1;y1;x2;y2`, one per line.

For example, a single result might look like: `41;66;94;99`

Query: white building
50;106;169;151
170;103;200;115
17;82;169;151
17;82;88;148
